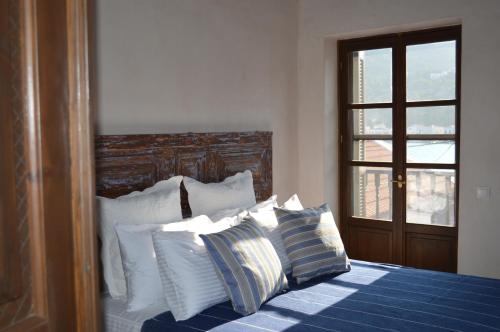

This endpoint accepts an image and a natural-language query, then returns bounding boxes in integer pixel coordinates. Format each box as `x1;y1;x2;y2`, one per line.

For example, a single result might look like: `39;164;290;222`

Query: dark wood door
0;0;99;330
339;26;460;272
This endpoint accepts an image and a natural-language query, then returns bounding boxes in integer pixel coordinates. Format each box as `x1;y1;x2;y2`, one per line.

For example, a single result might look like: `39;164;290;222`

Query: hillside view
354;41;456;134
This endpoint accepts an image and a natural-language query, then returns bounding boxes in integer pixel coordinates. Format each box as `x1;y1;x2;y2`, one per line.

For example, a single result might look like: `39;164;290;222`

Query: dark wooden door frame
0;0;99;330
67;0;100;330
338;26;461;271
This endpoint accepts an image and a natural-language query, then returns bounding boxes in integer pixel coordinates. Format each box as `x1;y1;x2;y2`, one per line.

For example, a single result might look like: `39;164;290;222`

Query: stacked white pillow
98;170;309;321
115;215;212;311
96;176;183;298
209;194;278;225
184;170;256;218
151;195;277;321
152;220;230;321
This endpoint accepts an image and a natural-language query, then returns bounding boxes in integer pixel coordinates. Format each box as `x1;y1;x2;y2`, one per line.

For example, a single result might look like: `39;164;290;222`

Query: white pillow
115;224;165;311
209;207;244;223
248;194;278;212
124;178;183;197
210;194;278;225
282;194;304;210
184;170;256;218
115;215;212;312
152;218;235;321
248;194;304;274
96;176;183;298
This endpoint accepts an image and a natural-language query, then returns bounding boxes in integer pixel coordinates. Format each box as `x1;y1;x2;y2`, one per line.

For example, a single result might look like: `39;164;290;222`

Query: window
339;26;460;271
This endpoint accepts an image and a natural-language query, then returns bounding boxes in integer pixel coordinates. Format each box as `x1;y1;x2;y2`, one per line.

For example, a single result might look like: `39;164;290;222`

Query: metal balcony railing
355;169;455;226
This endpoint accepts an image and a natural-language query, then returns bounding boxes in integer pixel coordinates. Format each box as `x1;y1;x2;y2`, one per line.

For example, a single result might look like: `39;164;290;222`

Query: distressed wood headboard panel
95;131;272;217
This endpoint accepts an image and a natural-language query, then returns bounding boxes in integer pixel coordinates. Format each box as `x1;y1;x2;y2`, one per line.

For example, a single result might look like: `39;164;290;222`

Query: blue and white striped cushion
274;203;350;284
199;219;288;315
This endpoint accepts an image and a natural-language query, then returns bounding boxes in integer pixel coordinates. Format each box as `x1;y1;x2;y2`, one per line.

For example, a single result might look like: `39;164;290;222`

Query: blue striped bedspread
141;260;500;331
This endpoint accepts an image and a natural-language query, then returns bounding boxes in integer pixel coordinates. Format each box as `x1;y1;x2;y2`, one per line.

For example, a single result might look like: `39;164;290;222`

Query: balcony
353;168;455;226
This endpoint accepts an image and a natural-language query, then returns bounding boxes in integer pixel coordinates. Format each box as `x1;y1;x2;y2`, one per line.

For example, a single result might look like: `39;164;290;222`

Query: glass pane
407;106;455;134
353;140;392;162
406;169;455;226
352;167;392;220
349;48;392;104
407;140;455;164
406;41;456;101
352;108;392;135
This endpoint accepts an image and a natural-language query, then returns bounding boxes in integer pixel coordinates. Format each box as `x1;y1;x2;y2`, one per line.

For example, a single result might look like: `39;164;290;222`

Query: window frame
338;26;461;252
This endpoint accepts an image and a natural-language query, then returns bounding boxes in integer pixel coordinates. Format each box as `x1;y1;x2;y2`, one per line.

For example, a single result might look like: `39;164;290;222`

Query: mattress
102;296;168;332
142;260;500;332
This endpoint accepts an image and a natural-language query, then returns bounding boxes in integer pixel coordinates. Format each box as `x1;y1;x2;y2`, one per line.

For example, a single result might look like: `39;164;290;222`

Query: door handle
391;175;406;189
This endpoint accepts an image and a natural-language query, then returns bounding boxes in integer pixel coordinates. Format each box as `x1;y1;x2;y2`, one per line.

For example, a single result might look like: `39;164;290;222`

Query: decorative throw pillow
274;203;350;284
184;170;256;218
248;194;304;274
152;217;236;321
200;219;288;316
115;215;212;312
96;176;183;298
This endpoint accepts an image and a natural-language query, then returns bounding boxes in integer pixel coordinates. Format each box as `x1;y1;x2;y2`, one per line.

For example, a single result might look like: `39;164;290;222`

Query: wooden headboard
95;131;272;217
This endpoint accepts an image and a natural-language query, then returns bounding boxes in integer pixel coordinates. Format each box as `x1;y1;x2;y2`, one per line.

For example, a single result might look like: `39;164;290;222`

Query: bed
96;132;500;332
101;260;500;332
102;296;167;332
142;260;500;332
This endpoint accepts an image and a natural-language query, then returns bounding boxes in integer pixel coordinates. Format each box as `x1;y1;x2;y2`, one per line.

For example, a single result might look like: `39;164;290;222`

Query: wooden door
0;0;99;331
339;26;460;272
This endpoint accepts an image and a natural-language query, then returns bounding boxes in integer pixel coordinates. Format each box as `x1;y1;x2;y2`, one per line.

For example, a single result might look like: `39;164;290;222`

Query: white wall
96;0;298;201
97;0;500;279
297;0;500;278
